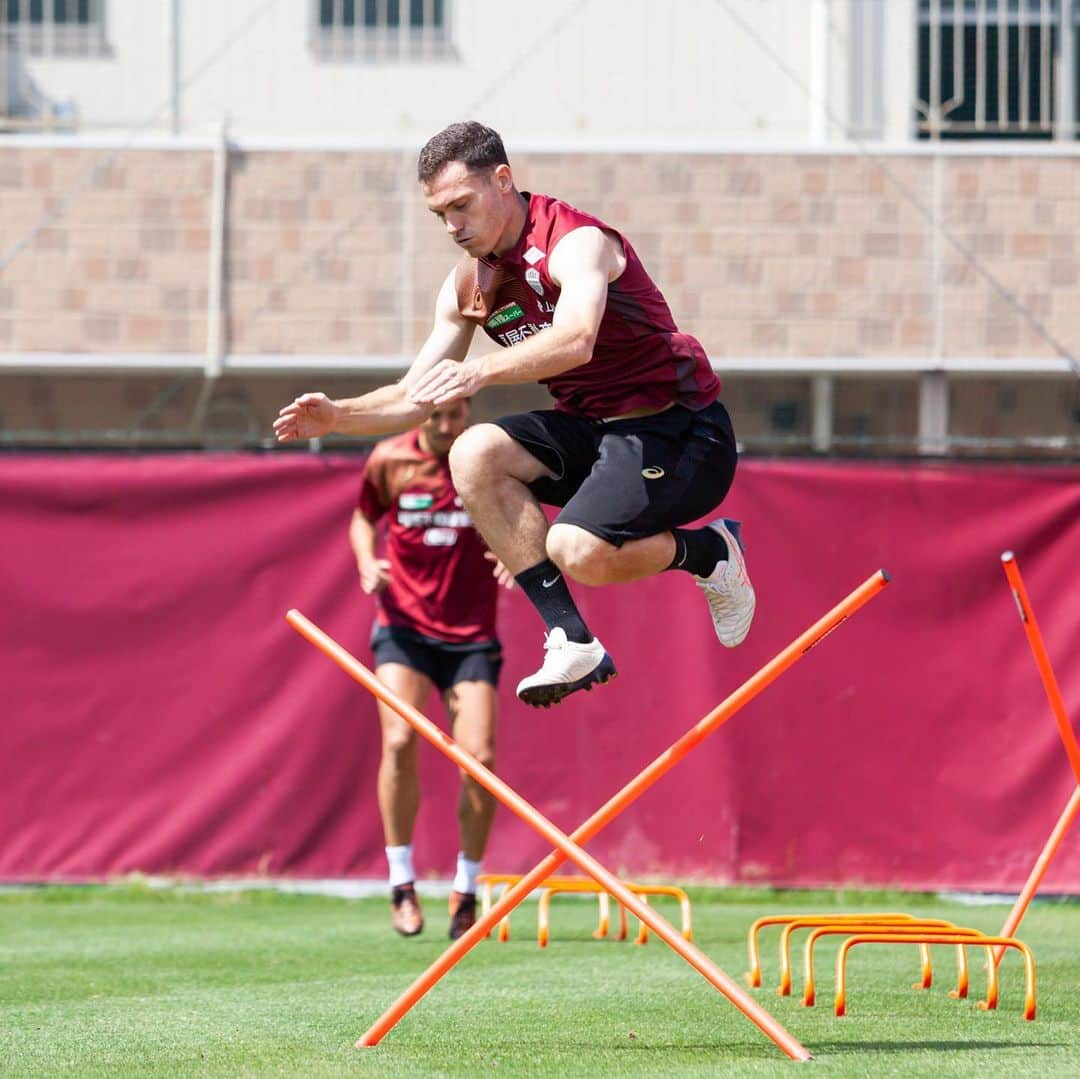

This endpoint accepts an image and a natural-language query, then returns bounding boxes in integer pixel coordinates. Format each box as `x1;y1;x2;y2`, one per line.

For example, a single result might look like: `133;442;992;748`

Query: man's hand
360;558;392;595
408;359;486;407
484;550;515;590
274;393;339;442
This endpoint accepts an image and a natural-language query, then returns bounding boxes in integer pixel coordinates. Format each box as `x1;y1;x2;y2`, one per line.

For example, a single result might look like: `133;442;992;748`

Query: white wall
18;0;901;145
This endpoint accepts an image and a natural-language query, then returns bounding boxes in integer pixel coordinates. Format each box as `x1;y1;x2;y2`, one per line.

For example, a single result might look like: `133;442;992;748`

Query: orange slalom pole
338;568;888;1053
288;610;810;1062
995;552;1080;963
290;569;888;1053
995;785;1080;964
1001;552;1080;782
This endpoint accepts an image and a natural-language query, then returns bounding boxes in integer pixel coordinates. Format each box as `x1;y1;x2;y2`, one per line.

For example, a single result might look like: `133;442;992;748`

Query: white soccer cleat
515;627;617;708
696;518;756;647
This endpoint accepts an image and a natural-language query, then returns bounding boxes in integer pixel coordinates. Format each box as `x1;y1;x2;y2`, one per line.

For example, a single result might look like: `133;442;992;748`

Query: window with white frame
915;0;1072;139
311;0;454;63
0;0;108;59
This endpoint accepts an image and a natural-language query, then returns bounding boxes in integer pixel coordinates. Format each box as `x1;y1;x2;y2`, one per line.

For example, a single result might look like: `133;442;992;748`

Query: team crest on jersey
485;302;524;330
525;267;544;296
524;245;545;265
399;492;434;510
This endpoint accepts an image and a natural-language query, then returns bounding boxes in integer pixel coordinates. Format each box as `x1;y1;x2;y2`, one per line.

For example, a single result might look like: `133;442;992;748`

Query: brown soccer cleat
448;890;477;940
391;883;424;937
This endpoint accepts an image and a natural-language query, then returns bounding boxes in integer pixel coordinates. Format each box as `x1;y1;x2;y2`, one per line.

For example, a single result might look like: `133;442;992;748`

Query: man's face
422;160;516;258
418;400;470;457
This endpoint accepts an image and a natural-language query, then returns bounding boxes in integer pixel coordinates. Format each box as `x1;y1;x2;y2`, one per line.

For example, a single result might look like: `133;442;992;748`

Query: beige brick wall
0;145;1077;451
0;149;214;354
2;146;1079;361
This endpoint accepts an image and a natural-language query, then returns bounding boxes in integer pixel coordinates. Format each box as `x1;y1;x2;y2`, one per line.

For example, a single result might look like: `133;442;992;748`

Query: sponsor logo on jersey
423;527;458;547
397;509;473;529
484;302;525;330
495;322;552;347
399;492;434;510
641;466;666;480
525;267;544;296
524;245;546;265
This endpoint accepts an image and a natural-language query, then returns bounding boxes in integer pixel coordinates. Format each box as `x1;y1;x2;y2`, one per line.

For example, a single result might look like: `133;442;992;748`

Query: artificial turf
1;883;1076;1077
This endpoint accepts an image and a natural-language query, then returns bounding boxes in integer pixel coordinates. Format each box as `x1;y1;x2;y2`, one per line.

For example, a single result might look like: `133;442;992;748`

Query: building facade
1;1;1077;453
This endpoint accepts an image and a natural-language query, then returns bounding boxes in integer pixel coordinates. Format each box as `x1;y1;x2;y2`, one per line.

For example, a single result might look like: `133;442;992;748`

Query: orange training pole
1001;551;1080;782
995;784;1080;961
995;552;1080;963
288;610;811;1062
348;568;887;1051
290;568;888;1054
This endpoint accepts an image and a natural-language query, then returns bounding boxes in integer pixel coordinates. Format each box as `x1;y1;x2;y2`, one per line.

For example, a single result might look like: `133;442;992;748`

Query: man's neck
416;430;446;458
491;190;530;257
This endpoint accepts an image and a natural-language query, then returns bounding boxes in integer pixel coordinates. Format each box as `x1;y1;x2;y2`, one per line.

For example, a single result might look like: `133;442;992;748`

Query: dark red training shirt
357;431;498;644
455;191;720;419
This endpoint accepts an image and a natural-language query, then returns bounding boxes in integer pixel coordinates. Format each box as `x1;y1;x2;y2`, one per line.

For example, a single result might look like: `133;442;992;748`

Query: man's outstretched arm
273;270;476;442
407;226;621;407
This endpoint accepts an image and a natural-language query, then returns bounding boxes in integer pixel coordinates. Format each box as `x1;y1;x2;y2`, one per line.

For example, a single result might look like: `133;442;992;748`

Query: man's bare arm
349;508;391;594
274;270;475;442
407;227;622;406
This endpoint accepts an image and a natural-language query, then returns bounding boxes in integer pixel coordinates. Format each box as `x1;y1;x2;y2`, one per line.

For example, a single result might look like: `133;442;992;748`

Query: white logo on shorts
641;466;665;480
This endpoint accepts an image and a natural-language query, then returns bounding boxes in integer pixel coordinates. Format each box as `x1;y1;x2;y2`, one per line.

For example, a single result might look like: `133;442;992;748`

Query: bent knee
447;424;508;487
546;523;618;586
449;423;549;491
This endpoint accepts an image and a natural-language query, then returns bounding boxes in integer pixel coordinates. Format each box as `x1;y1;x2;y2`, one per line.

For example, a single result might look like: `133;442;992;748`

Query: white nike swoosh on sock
541;576;560;588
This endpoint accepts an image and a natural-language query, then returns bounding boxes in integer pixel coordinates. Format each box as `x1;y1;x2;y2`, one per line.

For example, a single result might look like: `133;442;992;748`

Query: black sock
667;527;728;577
514;559;592;643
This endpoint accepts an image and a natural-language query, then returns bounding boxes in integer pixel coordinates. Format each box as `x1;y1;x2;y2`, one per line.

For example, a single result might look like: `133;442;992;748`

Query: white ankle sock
386;844;415;888
452;852;482;895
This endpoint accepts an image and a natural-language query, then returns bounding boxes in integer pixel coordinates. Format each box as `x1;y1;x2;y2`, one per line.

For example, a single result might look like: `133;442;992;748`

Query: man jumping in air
276;121;754;707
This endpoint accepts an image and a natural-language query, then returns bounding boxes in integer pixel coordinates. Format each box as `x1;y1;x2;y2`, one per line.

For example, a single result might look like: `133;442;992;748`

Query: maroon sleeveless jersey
455;192;720;419
357;431;498;644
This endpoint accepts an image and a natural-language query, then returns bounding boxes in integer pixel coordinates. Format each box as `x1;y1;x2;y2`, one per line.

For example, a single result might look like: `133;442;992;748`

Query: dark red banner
1;453;1077;891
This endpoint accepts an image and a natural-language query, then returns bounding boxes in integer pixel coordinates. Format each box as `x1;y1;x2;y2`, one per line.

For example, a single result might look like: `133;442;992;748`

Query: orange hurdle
478;873;680;945
288;568;888;1059
745;914;928;995
800;921;981;1007
479;873;631;943
835;933;1036;1020
536;879;692;947
776;916;957;999
623;885;693;945
995;553;1080;964
477;873;527;941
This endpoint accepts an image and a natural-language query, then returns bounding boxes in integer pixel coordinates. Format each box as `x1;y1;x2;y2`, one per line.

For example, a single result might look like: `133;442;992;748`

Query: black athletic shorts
370;624;503;692
492;400;738;547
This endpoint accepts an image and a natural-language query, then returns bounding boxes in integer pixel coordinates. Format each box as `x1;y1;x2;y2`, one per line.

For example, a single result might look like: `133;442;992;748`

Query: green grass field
1;883;1076;1077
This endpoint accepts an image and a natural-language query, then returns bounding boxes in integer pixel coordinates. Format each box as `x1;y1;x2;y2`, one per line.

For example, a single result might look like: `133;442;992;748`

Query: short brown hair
417;122;509;183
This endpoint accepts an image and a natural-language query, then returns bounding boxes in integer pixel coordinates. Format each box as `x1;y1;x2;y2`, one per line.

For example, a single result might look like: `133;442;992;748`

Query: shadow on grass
811;1039;1067;1053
